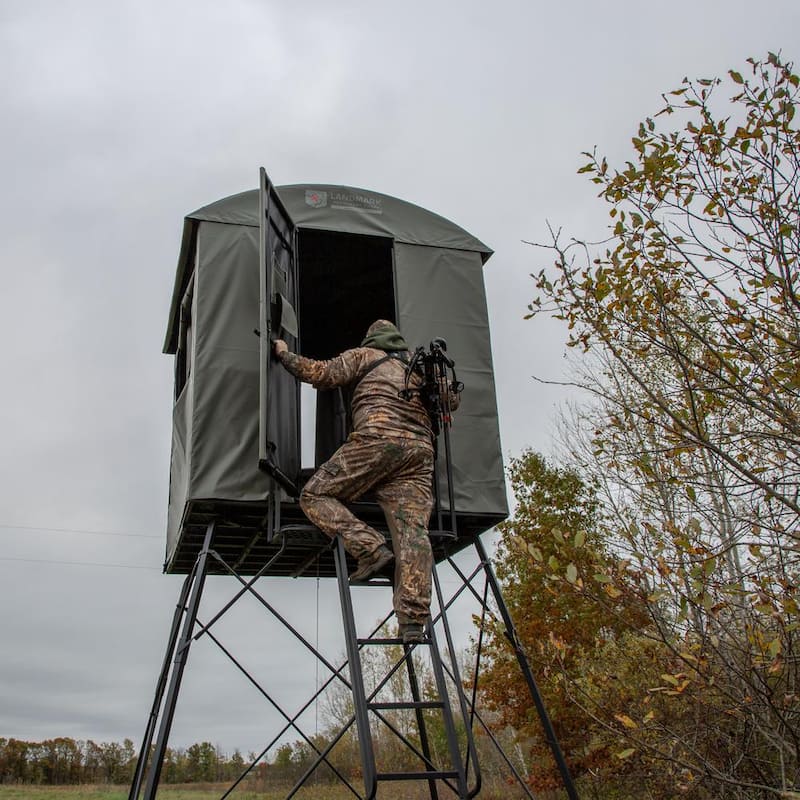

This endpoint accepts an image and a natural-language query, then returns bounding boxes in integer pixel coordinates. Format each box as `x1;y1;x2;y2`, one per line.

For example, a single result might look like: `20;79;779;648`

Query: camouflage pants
300;432;435;625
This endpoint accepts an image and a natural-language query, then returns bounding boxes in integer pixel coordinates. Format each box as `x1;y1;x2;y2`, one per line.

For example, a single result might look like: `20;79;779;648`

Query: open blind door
258;167;300;496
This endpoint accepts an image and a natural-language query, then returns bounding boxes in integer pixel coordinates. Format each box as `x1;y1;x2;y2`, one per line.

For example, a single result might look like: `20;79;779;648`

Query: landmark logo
329;191;383;214
305;190;327;208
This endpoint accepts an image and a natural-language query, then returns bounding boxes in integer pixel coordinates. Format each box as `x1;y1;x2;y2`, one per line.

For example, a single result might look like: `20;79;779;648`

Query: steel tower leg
128;568;195;800
404;650;440;800
138;521;216;800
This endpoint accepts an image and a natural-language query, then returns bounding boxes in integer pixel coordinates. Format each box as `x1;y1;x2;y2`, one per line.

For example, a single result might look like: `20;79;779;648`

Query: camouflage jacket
279;347;459;446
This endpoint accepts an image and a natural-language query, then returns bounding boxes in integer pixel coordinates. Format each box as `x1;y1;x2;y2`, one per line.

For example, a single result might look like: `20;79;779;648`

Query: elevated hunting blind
134;173;580;800
162;172;507;575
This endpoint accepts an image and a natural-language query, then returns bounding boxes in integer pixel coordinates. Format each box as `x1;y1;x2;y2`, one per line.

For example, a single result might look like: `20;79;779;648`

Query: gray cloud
0;0;797;760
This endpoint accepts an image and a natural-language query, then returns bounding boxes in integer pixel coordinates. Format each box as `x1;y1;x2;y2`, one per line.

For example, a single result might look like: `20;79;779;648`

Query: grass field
0;786;360;800
0;782;546;799
0;784;461;800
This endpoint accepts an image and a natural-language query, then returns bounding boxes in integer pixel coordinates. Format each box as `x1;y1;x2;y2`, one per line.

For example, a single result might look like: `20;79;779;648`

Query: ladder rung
377;770;459;781
357;637;429;646
369;700;444;710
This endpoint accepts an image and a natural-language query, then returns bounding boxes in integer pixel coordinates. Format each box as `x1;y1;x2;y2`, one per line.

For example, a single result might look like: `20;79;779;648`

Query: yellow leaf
604;585;623;599
661;673;680;686
615;748;636;760
614;714;638;729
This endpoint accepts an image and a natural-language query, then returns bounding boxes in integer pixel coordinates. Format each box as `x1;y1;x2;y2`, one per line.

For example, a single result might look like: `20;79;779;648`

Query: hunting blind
162;174;508;575
130;171;579;800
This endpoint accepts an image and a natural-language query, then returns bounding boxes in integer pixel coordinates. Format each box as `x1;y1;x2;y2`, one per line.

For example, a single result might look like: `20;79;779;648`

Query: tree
531;51;800;532
226;748;246;782
0;739;32;783
480;450;650;791
528;54;800;797
185;741;219;783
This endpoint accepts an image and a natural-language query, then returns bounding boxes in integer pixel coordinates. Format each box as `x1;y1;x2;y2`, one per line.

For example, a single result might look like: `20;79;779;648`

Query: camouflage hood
360;320;409;352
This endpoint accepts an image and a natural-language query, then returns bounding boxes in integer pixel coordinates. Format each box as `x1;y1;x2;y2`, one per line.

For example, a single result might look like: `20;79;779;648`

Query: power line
0;556;160;571
0;523;161;539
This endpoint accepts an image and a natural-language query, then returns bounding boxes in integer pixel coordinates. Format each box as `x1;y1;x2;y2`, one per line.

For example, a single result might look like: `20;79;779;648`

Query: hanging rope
315;564;321;737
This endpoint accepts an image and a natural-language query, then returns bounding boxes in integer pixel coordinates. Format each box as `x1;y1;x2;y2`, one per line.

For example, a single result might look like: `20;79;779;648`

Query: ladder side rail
474;537;580;800
428;551;493;786
334;536;378;800
431;618;538;800
440;542;525;786
128;566;196;800
431;566;481;798
360;645;459;792
425;620;469;798
285;663;461;800
437;585;538;800
445;570;491;787
141;521;216;800
369;706;457;790
357;647;460;796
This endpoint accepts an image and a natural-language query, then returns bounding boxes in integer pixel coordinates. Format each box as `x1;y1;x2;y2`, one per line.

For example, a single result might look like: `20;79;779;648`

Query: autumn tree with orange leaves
480;451;651;793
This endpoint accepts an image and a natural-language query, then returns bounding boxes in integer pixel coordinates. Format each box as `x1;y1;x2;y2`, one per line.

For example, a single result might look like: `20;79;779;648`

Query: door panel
258;168;300;492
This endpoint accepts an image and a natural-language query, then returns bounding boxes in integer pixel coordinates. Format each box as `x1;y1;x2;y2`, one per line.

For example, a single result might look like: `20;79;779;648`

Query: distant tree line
0;738;253;785
0;646;525;790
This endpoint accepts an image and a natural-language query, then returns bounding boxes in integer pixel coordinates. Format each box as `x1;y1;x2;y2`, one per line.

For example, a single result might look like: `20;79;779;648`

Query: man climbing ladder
273;319;460;644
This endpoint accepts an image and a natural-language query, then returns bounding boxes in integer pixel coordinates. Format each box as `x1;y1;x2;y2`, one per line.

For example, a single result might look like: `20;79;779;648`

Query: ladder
333;535;478;800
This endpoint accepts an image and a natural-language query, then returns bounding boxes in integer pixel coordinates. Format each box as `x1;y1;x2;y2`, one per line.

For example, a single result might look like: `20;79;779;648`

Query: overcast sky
1;0;797;761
